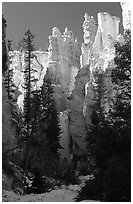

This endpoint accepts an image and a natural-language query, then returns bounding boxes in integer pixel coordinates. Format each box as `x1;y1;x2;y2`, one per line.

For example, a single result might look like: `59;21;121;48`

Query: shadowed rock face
2;16;24;193
2;15;8;73
84;67;114;132
69;65;90;155
2;15;16;154
2;82;16;154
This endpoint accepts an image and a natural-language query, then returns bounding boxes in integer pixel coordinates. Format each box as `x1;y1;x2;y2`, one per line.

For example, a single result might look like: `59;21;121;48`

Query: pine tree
2;15;8;73
20;29;37;179
4;39;16;101
103;29;131;202
85;30;131;201
4;39;20;132
42;77;61;155
87;68;110;169
77;68;109;201
28;75;62;177
109;30;131;142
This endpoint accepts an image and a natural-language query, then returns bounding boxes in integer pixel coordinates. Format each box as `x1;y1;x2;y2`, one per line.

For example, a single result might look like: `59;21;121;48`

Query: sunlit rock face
47;27;81;159
48;27;81;96
9;50;49;87
9;50;49;110
81;11;119;110
121;2;131;30
81;13;97;67
81;12;119;69
97;12;120;47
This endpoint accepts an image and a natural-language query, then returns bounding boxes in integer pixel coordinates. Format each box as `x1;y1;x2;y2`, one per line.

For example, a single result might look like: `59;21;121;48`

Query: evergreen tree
88;31;131;171
87;68;110;170
7;39;14;51
81;30;131;202
109;29;131;144
4;39;20;132
19;29;37;178
28;75;62;177
2;15;8;73
4;63;15;101
4;39;16;101
42;76;61;154
103;29;131;202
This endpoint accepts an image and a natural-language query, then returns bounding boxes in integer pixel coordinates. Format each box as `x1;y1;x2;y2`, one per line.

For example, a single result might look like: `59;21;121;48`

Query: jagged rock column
120;2;131;30
69;65;90;156
83;12;120;130
47;27;81;160
81;13;97;67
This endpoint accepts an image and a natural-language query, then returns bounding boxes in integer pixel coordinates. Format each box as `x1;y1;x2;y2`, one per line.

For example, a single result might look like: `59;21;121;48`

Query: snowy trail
18;189;77;202
3;176;98;202
3;188;99;202
3;188;77;202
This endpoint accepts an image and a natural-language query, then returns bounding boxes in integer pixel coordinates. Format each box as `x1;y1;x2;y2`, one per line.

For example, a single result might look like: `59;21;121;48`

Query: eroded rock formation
9;27;81;159
69;65;90;156
121;2;131;30
6;2;131;161
69;11;120;158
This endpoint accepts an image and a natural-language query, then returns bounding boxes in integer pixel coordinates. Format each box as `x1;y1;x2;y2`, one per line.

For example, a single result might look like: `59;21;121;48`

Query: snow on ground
19;189;77;202
2;188;77;202
2;175;99;202
2;190;21;202
3;187;99;202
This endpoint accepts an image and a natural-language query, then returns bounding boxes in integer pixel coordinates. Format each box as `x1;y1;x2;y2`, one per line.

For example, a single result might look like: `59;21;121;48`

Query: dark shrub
76;171;104;201
103;154;131;202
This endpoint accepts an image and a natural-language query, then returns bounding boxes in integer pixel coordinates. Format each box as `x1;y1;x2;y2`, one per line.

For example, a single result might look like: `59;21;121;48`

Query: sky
2;2;123;50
